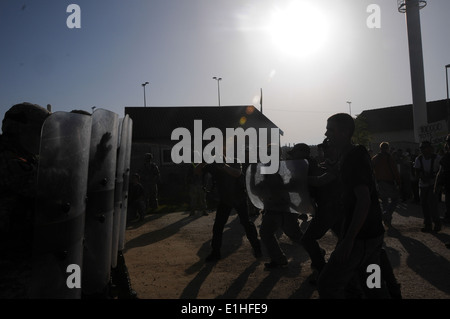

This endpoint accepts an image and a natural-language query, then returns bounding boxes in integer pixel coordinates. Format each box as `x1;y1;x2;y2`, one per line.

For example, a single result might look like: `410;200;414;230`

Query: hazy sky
1;0;449;145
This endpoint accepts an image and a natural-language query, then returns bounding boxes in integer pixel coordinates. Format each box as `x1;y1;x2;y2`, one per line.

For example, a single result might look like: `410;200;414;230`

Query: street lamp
446;64;450;132
142;82;149;107
346;101;352;116
212;77;222;107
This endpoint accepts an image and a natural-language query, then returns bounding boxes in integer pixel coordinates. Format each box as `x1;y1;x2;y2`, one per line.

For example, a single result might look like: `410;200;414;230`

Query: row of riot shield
29;109;133;299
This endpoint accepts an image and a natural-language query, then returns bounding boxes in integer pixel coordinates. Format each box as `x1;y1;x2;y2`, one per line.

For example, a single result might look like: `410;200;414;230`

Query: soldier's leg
302;203;341;271
137;200;146;221
420;187;432;231
189;187;196;216
260;212;286;265
358;241;391;299
386;183;400;218
235;200;261;257
379;247;402;299
445;188;450;221
282;212;303;243
428;190;442;231
318;238;376;299
206;202;232;261
301;217;328;273
149;184;158;210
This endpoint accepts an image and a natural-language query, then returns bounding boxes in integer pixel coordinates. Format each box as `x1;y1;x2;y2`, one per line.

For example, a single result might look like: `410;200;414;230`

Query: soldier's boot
111;251;138;299
251;239;263;259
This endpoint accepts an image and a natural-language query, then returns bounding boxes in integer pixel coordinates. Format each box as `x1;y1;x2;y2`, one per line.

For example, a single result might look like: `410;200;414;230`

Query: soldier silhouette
0;103;50;298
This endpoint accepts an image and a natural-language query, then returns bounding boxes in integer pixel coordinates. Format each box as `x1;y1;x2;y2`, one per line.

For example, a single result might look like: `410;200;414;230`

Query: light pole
212;77;222;106
446;64;450;132
142;82;149;107
398;0;428;142
346;101;352;116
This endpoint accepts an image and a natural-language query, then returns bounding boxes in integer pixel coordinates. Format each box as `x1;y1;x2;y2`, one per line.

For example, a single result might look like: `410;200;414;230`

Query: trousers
210;200;260;253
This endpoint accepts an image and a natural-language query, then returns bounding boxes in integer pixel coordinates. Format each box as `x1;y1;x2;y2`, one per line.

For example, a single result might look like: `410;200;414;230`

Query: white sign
418;120;447;144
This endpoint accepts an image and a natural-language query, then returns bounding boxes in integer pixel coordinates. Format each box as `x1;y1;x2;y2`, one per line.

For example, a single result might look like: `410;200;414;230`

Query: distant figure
195;147;262;263
371;142;401;226
249;163;303;269
317;113;389;299
410;148;421;203
127;173;146;223
203;171;218;213
0;103;51;298
186;161;208;217
140;153;160;212
393;149;413;202
414;141;442;232
435;134;450;224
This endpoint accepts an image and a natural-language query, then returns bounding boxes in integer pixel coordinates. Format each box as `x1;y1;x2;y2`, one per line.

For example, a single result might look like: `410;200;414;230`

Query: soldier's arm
334;184;370;263
194;162;208;175
434;165;444;193
308;171;336;187
248;164;262;195
218;163;241;178
1;156;37;198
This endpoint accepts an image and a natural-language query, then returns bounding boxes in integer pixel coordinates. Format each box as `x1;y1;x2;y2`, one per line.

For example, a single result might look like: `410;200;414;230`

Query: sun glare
268;1;329;58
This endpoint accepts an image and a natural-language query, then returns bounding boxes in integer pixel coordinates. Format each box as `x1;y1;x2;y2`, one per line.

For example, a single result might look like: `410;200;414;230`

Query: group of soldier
192;113;402;299
0;102;137;299
0;101;417;299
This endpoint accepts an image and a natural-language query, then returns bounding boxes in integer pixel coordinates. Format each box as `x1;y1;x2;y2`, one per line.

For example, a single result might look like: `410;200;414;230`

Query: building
358;98;448;152
124;105;283;203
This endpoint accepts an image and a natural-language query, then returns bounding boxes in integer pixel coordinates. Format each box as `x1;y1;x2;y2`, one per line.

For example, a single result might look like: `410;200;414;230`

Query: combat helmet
2;102;51;154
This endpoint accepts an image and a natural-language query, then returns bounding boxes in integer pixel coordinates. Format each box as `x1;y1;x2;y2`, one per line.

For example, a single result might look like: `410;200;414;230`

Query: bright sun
268;1;329;58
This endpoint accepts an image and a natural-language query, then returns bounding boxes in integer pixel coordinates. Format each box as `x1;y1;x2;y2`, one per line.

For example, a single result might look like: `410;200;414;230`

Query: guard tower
398;0;427;142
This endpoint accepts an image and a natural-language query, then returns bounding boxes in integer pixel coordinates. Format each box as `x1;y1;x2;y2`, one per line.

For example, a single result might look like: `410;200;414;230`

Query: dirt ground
123;199;450;300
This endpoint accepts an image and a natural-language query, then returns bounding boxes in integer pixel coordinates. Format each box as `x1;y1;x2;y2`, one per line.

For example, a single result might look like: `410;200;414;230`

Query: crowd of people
183;113;450;299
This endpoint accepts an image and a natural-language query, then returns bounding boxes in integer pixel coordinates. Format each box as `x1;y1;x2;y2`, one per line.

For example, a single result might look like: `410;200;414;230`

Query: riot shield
30;112;92;299
82;109;119;297
111;117;128;268
245;159;313;215
118;116;133;251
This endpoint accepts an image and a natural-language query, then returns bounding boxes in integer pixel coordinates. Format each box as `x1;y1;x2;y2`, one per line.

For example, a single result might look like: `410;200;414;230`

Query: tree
353;114;372;148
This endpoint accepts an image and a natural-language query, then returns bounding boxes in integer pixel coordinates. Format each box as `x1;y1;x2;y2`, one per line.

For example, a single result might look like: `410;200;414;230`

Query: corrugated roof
125;105;283;141
359;99;447;133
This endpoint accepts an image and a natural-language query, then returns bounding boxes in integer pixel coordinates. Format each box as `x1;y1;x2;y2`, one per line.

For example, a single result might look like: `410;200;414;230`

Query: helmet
2;102;51;154
2;102;50;135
